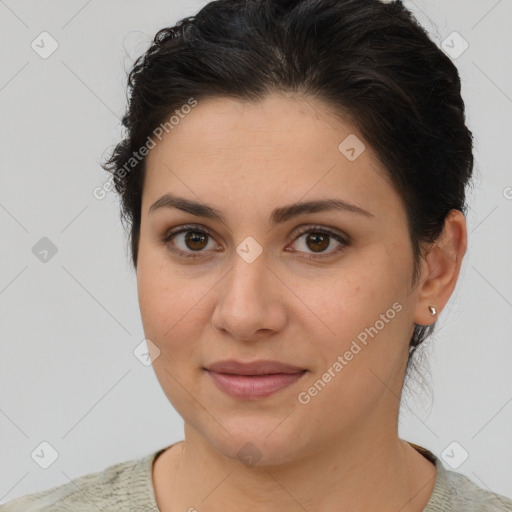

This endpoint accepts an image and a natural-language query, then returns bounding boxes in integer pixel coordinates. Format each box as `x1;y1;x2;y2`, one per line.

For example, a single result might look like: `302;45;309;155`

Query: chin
199;420;311;468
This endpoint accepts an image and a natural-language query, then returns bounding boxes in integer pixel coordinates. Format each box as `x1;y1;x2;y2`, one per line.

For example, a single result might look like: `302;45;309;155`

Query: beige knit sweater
1;443;511;511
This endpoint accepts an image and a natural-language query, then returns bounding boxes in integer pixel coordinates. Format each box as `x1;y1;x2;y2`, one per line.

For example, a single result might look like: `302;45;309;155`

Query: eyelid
162;224;217;244
161;223;350;259
160;223;220;258
289;224;350;244
285;224;349;259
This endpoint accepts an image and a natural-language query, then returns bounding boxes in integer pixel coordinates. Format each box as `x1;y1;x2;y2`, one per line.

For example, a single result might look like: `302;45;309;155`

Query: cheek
300;288;408;424
136;249;214;359
312;253;409;374
313;268;386;342
137;249;184;342
137;257;205;406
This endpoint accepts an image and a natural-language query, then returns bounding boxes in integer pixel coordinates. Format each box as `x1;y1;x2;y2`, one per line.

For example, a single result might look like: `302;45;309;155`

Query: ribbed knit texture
2;443;511;511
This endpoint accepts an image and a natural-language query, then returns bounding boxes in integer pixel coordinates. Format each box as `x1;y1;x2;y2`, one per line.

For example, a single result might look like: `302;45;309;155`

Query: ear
413;209;468;326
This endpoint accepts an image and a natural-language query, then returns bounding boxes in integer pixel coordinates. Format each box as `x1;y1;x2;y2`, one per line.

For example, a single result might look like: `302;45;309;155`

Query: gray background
1;0;511;503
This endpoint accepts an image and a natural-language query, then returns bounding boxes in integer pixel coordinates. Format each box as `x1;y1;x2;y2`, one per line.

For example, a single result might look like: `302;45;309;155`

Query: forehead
143;93;400;220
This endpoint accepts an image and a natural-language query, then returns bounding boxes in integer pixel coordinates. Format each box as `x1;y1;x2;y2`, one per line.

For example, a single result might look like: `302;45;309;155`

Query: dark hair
101;0;474;386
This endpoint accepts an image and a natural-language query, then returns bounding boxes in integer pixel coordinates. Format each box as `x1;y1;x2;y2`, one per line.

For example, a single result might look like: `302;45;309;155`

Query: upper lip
205;359;307;375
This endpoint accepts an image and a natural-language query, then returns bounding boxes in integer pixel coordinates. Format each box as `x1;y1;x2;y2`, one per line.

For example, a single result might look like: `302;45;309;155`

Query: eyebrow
148;193;374;227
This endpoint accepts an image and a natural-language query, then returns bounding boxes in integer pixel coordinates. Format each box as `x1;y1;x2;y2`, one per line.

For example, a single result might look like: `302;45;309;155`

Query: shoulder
0;450;161;512
439;467;512;512
407;442;512;512
426;456;512;511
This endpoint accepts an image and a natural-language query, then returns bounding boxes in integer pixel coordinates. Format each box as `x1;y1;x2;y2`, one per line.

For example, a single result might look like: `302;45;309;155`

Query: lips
204;359;307;399
205;359;306;375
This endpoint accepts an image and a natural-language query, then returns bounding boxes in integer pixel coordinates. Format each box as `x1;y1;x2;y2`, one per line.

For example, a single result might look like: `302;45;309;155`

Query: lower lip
206;370;307;399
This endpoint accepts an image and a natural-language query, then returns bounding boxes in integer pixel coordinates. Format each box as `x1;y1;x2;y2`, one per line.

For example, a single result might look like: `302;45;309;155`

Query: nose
211;251;288;341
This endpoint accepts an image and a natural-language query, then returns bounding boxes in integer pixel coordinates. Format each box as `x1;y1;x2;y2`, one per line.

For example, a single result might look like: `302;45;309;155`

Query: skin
136;91;467;512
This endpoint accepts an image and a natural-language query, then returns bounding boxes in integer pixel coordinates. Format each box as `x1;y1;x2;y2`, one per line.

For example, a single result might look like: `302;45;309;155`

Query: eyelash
160;223;350;261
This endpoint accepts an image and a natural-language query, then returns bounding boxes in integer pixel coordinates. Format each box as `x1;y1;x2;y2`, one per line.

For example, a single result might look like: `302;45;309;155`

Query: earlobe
413;209;468;326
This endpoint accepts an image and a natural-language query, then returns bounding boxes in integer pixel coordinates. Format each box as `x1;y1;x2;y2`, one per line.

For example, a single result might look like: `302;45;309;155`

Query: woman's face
137;92;428;465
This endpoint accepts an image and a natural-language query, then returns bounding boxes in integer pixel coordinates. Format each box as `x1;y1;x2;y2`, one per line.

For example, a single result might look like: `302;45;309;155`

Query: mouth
204;359;307;375
203;359;308;399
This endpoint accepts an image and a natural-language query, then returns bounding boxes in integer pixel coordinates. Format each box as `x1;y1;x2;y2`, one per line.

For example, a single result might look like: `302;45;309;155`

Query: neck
153;417;436;512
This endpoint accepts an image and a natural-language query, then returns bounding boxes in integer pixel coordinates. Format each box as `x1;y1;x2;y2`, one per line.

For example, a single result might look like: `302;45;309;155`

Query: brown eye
304;232;330;253
161;223;349;261
184;231;209;251
161;225;217;259
288;225;349;259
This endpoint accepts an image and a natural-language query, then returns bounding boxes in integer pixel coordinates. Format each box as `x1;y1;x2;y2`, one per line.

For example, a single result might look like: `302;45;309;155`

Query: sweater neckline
133;441;448;511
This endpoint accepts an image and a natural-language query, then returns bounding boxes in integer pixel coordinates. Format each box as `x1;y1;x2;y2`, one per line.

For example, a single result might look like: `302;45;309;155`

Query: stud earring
428;306;437;316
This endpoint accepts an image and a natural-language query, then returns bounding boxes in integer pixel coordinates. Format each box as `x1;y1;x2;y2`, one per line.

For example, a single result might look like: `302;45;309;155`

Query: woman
2;0;511;510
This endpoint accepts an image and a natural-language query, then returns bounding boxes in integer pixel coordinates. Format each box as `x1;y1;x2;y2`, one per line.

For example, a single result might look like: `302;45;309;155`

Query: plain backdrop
1;0;511;503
